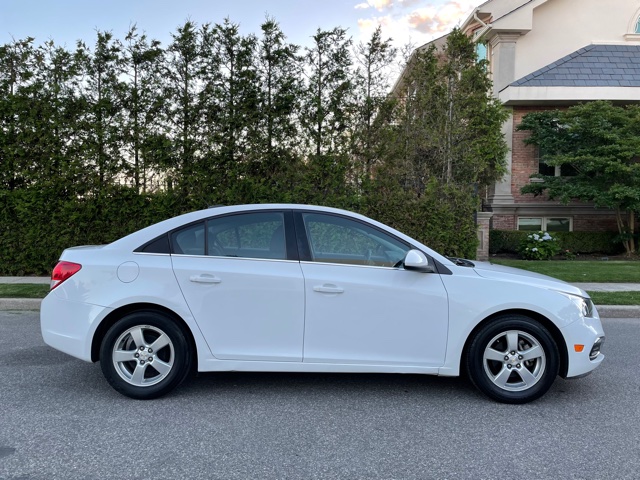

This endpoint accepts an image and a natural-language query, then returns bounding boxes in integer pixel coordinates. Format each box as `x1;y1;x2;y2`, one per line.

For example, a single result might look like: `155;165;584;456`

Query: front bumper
560;310;605;378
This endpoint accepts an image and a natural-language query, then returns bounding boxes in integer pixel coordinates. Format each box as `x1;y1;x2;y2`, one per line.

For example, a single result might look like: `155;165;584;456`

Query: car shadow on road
177;370;482;402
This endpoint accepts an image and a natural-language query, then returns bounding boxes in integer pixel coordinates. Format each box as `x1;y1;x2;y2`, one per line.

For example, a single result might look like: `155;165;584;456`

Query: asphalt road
0;312;638;480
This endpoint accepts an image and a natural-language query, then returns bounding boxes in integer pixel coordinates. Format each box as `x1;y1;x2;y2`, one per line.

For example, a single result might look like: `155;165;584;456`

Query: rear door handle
189;274;222;284
313;284;344;294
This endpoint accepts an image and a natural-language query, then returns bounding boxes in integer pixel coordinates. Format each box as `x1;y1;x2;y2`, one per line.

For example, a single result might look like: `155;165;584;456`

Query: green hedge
489;230;624;255
0;183;481;275
0;187;179;276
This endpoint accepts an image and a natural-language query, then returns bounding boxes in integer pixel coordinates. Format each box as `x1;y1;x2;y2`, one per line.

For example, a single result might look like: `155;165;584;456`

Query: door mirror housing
403;249;435;273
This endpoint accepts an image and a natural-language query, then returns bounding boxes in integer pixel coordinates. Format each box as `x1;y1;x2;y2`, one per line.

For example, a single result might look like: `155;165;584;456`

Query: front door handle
313;284;344;294
189;274;222;284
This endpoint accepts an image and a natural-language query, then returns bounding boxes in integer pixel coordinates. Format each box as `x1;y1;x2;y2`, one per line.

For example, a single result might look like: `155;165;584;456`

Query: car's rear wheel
100;311;192;399
466;315;559;404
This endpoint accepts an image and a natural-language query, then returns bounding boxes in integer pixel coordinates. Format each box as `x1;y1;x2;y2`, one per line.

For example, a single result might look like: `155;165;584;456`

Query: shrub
490;230;624;255
553;231;625;255
363;181;479;259
518;231;561;260
489;230;528;254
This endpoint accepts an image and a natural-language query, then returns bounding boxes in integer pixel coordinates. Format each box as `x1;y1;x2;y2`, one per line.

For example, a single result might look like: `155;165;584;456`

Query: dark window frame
135;210;299;261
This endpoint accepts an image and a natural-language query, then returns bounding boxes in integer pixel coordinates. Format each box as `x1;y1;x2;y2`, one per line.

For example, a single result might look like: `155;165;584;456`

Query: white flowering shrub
518;231;561;260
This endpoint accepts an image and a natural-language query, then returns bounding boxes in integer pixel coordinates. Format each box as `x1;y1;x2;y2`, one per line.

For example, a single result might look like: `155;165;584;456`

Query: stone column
488;32;520;206
476;212;494;261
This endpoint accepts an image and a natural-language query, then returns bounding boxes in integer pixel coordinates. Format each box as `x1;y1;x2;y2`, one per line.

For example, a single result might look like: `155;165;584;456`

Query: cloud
356;0;478;47
407;7;438;33
357;15;394;36
406;1;477;34
354;0;394;12
397;0;421;6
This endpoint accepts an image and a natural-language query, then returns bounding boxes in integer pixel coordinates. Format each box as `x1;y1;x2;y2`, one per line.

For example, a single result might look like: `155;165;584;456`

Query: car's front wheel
100;311;193;399
466;315;559;404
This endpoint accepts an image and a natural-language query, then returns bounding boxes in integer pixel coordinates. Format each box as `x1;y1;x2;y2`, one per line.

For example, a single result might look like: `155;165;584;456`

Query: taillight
51;261;82;290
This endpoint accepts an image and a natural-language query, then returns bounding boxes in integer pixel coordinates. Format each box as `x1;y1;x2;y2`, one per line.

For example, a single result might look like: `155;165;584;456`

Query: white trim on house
499;86;640;105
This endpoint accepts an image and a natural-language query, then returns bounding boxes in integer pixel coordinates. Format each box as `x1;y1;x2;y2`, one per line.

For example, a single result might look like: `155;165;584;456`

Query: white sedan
40;204;605;403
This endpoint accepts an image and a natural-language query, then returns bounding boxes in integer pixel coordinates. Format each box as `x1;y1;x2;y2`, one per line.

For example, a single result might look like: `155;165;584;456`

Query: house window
636;16;640;33
537;147;577;177
476;42;487;62
518;217;572;232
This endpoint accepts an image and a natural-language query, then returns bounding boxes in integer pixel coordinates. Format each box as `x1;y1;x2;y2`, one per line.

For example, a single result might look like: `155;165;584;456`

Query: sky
0;0;480;52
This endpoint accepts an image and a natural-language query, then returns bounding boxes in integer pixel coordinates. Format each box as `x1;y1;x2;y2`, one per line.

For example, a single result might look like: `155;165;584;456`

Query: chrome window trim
299;260;400;271
169;253;298;264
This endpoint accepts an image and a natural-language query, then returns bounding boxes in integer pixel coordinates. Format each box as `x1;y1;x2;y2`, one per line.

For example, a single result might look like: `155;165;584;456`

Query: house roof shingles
510;44;640;88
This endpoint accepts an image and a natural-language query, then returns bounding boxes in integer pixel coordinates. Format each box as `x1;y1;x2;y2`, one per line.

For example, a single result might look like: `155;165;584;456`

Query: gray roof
510;44;640;88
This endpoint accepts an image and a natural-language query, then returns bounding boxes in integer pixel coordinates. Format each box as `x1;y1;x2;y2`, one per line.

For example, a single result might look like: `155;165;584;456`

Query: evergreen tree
163;21;204;203
34;41;85;189
250;17;303;201
352;26;397;181
364;28;508;258
76;31;126;192
122;25;166;192
200;19;259;205
0;38;36;191
300;27;355;205
394;28;507;193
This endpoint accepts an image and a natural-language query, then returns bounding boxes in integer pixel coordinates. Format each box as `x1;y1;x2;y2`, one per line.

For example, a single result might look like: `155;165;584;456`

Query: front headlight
563;293;594;318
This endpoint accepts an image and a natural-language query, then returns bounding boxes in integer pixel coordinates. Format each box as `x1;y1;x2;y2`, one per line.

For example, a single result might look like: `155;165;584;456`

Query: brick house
394;0;640;258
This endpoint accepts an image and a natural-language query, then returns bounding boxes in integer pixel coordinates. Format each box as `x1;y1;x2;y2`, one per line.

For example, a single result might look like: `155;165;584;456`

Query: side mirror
403;249;435;273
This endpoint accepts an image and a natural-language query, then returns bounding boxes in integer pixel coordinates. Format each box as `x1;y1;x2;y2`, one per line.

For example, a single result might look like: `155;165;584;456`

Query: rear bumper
40;293;111;362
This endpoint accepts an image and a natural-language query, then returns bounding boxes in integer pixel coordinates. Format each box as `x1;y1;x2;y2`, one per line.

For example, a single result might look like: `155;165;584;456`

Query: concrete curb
0;298;42;310
1;298;638;318
594;305;640;318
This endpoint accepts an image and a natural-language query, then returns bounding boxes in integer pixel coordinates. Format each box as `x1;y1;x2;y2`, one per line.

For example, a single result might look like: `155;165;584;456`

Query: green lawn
0;284;50;298
489;259;640;283
587;291;640;306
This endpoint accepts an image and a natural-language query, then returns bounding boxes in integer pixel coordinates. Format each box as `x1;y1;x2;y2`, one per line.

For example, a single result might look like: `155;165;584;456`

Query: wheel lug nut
148;348;153;353
134;353;139;358
518;355;523;360
507;364;512;369
504;356;509;361
139;346;145;351
139;360;145;365
516;364;521;368
148;357;153;362
510;351;516;355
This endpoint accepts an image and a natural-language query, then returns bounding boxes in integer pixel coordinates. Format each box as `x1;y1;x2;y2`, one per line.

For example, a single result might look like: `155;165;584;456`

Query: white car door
171;211;305;362
297;212;449;367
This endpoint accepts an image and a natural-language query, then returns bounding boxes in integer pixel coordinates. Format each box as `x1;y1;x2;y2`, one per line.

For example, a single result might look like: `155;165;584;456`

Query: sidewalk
0;277;49;284
573;283;640;292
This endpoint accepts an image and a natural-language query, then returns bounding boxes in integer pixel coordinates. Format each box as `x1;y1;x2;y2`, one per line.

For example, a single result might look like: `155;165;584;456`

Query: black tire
100;311;193;399
466;315;559;404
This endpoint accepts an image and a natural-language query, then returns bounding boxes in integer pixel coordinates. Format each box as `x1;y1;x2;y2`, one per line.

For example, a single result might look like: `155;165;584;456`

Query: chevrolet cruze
40;204;605;403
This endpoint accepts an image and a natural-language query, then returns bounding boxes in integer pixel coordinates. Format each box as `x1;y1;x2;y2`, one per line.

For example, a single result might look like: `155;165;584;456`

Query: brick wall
492;215;516;230
511;106;557;203
573;215;618;232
